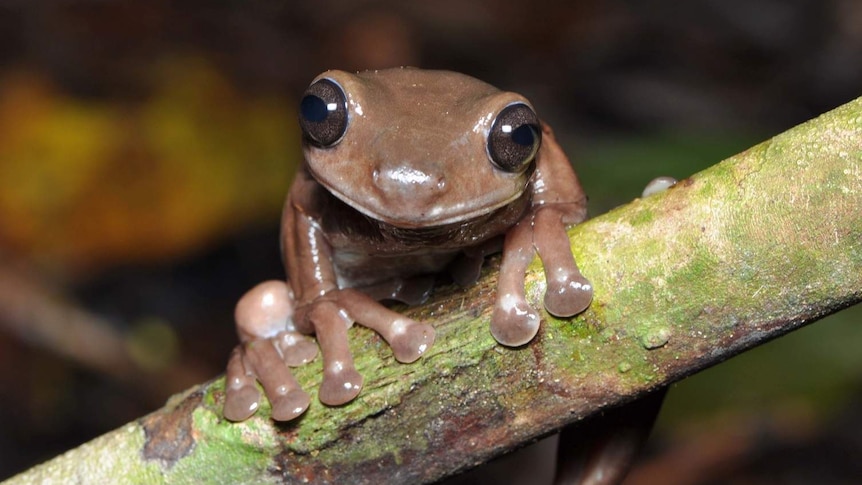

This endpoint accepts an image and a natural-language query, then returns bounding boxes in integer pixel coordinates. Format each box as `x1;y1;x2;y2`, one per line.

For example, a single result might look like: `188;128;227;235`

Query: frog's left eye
299;79;348;147
487;103;541;173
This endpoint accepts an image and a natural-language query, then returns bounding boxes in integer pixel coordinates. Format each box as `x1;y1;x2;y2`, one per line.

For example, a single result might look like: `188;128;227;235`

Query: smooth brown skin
224;68;592;423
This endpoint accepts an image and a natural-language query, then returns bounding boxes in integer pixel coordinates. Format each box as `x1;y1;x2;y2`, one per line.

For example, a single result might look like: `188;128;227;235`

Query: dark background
1;1;861;482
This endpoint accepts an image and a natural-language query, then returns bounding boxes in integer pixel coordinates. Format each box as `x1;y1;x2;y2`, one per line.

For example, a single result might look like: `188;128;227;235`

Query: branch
8;97;862;485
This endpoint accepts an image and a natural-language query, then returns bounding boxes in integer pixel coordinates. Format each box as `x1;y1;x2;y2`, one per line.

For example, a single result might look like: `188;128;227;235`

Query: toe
389;321;436;363
270;388;311;421
224;385;261;422
276;331;319;366
245;338;308;421
544;277;593;317
491;295;541;347
224;347;261;421
319;366;363;406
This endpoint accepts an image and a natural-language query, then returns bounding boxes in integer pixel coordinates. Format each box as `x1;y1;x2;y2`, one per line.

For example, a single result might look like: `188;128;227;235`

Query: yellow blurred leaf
0;58;300;273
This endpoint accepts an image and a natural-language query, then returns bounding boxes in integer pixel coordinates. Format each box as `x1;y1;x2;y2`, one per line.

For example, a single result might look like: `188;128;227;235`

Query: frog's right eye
487;103;541;173
299;79;348;147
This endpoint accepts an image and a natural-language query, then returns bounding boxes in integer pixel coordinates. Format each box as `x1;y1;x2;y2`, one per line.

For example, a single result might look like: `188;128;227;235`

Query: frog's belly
332;248;460;290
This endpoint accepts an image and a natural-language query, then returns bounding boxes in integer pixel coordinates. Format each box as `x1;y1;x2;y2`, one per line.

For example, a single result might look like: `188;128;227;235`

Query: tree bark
7;96;862;485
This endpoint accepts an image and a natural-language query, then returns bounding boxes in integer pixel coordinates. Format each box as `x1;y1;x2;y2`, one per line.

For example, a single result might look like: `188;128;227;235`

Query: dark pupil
511;124;535;147
301;95;329;122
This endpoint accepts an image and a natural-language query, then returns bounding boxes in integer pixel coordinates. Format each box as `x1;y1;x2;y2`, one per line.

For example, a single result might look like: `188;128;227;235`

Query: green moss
640;326;671;349
629;207;655;226
164;408;279;484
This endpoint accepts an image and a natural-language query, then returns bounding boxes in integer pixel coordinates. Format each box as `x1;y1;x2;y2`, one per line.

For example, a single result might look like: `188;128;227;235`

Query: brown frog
223;68;592;422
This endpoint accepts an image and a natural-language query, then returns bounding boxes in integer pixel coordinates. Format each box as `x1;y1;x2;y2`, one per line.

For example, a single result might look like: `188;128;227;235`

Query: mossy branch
7;97;862;485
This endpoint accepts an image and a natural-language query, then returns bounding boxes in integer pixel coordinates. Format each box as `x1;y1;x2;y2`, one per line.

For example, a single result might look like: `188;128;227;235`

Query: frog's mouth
331;184;527;228
374;195;529;245
309;163;535;229
322;185;532;250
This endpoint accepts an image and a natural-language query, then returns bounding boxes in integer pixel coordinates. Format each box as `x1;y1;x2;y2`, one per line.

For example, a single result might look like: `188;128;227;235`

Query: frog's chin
322;181;527;229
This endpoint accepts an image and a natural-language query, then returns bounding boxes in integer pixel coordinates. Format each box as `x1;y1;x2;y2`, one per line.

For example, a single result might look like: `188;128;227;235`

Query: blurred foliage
661;305;862;430
0;57;299;274
574;132;762;214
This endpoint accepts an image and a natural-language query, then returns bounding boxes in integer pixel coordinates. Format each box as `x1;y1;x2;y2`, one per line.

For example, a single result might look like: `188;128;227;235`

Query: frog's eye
299;79;348;147
487;103;541;173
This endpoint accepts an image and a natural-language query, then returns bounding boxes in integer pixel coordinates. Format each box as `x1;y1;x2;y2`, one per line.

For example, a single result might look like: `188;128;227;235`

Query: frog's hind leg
242;338;311;421
224;280;315;422
224;338;312;422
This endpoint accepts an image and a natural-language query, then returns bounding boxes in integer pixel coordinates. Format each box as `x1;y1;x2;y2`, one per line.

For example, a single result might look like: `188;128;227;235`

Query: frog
223;67;593;422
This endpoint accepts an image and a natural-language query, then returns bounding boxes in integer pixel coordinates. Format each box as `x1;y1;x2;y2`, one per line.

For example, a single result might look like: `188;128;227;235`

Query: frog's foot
339;288;435;363
224;280;316;422
542;267;593;318
274;330;319;366
299;289;435;406
533;207;593;317
306;300;364;405
491;292;541;347
224;339;311;422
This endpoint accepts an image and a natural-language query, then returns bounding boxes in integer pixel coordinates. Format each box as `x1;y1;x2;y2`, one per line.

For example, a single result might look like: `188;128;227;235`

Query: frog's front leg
533;204;593;317
491;123;593;346
491;218;542;346
284;189;435;407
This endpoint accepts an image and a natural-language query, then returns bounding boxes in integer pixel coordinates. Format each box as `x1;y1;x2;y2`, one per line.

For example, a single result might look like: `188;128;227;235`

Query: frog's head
298;68;540;229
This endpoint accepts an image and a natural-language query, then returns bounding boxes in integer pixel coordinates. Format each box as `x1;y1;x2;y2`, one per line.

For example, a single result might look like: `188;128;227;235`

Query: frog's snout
372;161;448;201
